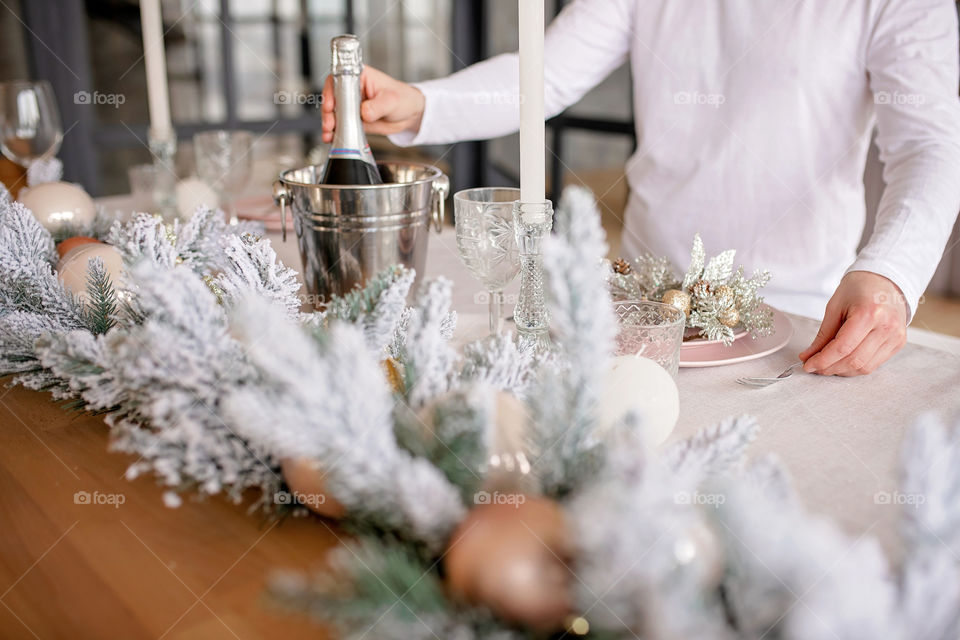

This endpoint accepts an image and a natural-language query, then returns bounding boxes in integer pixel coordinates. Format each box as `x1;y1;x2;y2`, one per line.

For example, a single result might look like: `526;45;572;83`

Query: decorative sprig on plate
608;234;774;345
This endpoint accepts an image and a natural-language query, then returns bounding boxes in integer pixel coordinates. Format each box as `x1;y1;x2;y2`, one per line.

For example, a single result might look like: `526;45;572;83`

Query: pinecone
613;258;632;275
691;279;711;299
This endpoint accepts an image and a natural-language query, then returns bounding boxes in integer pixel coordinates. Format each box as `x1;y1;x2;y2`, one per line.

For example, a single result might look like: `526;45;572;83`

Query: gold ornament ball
444;497;573;632
381;357;406;394
280;457;346;519
662;289;692;316
718;307;740;328
713;284;734;305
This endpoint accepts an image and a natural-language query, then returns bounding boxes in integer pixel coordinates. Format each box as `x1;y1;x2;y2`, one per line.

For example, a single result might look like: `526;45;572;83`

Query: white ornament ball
597;355;680;447
18;181;96;233
175;177;220;219
57;242;124;300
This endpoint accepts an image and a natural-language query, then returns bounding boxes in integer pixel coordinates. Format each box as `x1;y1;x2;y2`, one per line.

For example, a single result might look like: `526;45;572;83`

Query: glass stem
489;289;505;335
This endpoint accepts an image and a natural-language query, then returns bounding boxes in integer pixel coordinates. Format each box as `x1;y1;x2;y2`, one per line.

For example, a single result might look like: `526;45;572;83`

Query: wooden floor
912;294;960;338
0;384;337;640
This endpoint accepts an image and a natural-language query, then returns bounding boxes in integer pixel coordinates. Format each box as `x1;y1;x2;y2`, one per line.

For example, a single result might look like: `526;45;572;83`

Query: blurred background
0;0;957;332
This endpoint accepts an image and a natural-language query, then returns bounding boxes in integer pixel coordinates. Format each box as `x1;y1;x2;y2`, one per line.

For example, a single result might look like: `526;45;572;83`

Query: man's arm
323;0;636;146
801;0;960;376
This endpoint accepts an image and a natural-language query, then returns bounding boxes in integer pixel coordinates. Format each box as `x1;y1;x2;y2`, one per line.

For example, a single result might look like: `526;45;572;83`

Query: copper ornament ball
56;236;101;259
280;457;346;519
444;497;573;632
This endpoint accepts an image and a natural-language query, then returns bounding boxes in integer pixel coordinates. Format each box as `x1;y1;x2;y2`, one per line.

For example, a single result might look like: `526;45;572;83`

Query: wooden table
3;216;960;639
0;383;340;639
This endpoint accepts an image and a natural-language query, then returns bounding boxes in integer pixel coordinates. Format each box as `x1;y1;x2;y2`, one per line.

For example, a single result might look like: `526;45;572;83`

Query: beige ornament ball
596;355;679;448
661;289;692;316
444;497;573;632
56;242;124;300
280;457;346;519
18;181;97;233
673;518;724;588
486;391;533;490
175;177;220;219
718;307;740;328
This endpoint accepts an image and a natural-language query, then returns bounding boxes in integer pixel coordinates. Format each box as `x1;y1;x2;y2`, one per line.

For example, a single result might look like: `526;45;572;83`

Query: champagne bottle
320;35;383;185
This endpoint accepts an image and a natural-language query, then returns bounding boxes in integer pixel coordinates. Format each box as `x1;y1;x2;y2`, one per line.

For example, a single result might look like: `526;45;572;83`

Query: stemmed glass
454;187;522;335
194;129;253;224
0;80;63;168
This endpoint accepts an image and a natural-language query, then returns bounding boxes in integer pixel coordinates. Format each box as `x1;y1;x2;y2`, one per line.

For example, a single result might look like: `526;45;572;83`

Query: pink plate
679;306;793;368
682;325;748;349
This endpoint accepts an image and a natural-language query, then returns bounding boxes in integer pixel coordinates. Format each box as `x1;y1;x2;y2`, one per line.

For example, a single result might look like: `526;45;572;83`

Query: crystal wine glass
0;80;63;168
194;129;253;224
454;187;522;335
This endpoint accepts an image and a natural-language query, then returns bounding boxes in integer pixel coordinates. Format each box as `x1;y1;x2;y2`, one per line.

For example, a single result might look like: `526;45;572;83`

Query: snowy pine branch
225;296;464;551
212;232;301;318
529;186;616;496
393;278;458;409
325;265;415;354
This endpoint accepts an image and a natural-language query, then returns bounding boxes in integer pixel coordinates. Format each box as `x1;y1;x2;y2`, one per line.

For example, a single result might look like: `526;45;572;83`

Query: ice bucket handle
431;174;449;233
273;180;291;242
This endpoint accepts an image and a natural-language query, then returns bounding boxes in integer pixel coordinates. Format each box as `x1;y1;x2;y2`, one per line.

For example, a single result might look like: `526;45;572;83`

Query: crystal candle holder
148;129;178;221
513;200;554;353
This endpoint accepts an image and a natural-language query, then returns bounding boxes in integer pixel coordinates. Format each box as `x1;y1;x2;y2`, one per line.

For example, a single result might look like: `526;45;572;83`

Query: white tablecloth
270;223;960;557
97;196;960;559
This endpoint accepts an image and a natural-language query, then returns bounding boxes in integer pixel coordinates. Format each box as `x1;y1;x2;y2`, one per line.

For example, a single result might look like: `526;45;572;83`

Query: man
322;0;960;377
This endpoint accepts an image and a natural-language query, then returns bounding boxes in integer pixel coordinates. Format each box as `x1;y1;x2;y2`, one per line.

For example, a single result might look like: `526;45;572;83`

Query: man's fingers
819;328;886;376
862;338;904;374
322;110;335;133
321;76;335;113
800;303;842;363
803;307;873;373
361;90;399;123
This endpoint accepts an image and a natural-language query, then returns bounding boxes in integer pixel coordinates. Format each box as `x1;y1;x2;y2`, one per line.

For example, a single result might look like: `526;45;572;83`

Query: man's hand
799;271;908;376
321;65;425;143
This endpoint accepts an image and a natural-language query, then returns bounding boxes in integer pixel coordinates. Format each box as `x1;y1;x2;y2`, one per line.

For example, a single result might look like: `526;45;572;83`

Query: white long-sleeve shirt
391;0;960;319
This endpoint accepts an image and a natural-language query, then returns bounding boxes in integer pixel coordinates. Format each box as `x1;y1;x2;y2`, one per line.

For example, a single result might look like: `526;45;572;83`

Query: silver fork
736;362;802;388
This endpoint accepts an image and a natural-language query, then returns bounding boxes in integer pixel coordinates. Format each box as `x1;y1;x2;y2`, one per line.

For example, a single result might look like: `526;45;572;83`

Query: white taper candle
140;0;173;140
518;0;546;209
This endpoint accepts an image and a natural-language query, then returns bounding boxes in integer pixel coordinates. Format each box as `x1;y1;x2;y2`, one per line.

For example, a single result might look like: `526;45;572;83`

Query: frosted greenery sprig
608;233;774;345
529;185;617;496
324;264;415;354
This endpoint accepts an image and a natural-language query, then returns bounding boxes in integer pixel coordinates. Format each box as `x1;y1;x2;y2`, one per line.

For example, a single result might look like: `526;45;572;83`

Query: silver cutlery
736;362;802;388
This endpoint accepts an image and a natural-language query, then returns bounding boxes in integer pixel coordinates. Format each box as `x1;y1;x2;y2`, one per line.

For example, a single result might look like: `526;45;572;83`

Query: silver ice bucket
273;161;449;306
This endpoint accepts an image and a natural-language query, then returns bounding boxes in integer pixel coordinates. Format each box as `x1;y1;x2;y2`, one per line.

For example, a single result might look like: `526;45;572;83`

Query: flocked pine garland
608;234;774;345
1;181;959;639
